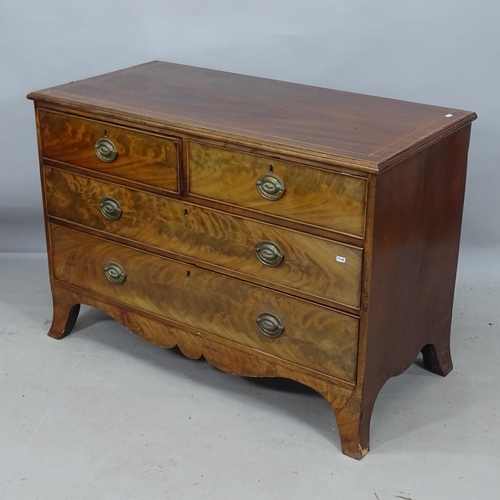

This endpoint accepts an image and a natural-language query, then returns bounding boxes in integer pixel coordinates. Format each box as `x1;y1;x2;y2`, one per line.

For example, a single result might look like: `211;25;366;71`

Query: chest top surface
28;61;476;173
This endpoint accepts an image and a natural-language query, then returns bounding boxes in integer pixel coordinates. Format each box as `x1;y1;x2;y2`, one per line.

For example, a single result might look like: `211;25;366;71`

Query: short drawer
50;224;359;383
188;142;367;237
45;167;363;308
38;110;179;191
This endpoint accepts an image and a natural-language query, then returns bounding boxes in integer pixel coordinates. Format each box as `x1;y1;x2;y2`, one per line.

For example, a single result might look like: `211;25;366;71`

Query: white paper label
336;256;346;263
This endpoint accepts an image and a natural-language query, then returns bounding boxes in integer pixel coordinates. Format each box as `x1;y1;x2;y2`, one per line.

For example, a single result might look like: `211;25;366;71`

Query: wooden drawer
45;167;363;308
188;142;367;237
50;224;359;382
38;110;179;191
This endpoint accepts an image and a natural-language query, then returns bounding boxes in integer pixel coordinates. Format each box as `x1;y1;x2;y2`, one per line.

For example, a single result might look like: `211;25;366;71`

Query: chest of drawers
28;61;476;459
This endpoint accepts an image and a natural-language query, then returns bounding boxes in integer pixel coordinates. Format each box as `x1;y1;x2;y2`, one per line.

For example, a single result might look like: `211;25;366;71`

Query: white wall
1;0;498;251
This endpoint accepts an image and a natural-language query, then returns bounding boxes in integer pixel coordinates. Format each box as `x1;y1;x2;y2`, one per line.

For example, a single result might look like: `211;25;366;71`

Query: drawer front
45;167;363;308
38;110;179;191
188;142;366;237
50;224;359;382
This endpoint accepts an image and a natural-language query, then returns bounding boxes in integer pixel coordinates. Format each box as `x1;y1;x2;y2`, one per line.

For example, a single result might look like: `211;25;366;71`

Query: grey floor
0;247;498;500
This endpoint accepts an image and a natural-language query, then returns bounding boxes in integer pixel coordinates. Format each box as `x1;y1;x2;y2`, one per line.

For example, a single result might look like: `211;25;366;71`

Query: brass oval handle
256;312;284;338
99;197;122;221
255;240;283;267
104;261;126;285
94;137;117;163
256;173;285;201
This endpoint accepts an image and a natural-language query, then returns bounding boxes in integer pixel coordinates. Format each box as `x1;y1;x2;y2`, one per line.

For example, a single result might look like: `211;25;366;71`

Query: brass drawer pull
104;261;126;285
256;173;285;201
99;197;122;220
255;240;283;267
256;312;284;338
94;136;117;163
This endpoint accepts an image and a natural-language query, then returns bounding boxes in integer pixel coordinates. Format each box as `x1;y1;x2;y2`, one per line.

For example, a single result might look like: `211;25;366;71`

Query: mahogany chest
28;61;476;458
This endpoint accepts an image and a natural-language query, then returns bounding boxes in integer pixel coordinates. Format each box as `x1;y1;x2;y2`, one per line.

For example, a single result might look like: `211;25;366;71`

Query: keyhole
184;209;188;217
186;271;191;277
269;165;274;173
103;130;107;138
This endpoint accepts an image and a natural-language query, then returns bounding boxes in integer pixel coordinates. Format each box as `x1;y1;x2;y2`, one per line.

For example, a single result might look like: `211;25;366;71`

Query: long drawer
45;167;363;308
188;141;367;237
38;110;179;191
50;224;359;382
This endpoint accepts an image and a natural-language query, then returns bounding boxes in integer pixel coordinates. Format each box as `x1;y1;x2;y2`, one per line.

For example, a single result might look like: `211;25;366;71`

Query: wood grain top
28;61;476;172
